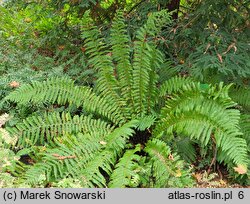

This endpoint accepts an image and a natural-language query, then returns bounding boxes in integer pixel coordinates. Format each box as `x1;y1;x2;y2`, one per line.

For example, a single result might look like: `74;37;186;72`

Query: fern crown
2;10;248;187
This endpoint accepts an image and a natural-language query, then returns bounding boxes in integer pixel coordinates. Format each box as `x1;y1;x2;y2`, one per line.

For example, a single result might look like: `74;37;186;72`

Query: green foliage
238;114;250;184
0;5;34;46
1;3;249;188
156;81;248;167
240;114;250;149
52;178;83;188
144;138;194;187
108;145;142;188
5;112;112;148
175;137;196;163
166;0;250;85
230;85;250;110
1;10;196;187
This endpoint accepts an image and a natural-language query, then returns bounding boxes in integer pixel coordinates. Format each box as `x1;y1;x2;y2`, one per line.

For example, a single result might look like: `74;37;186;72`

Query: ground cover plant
0;0;249;187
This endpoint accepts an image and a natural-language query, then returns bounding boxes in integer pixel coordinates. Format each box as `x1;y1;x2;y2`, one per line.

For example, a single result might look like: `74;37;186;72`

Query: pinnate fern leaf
5;112;112;148
144;138;193;187
5;77;126;124
23;133;103;184
77;120;138;187
108;145;141;188
156;82;248;169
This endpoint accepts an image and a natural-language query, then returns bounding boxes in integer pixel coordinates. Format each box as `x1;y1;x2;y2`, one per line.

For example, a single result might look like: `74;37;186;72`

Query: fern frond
136;115;156;131
132;38;152;116
176;137;196;163
110;11;134;115
146;47;163;112
239;114;250;149
158;61;179;83
78;120;138;187
5;112;112;147
5;77;75;105
131;10;171;116
144;138;193;187
159;76;193;96
230;85;250;109
23;133;103;184
156;83;248;168
144;10;171;37
108;145;141;188
81;15;127;120
5;78;126;124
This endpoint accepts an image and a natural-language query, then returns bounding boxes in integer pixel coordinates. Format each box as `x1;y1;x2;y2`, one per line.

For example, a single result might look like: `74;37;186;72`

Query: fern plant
1;10;248;187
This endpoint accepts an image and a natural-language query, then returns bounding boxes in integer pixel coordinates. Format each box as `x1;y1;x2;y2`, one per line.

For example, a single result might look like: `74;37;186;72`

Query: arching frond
144;138;194;187
5;77;126;124
79;120;138;187
5;112;112;147
176;137;196;163
156;83;248;169
108;145;141;188
23;133;103;185
159;76;193;96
